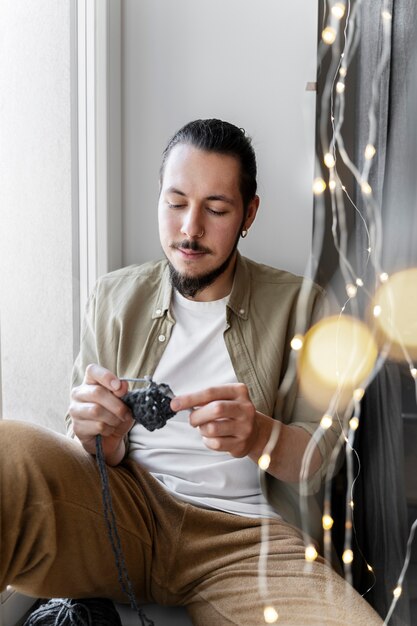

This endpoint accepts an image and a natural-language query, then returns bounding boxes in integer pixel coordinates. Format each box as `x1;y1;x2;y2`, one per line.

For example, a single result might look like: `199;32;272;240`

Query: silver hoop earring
240;229;248;239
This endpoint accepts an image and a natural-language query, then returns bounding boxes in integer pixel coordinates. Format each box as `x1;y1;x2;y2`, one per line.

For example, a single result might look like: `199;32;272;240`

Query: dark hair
160;119;257;212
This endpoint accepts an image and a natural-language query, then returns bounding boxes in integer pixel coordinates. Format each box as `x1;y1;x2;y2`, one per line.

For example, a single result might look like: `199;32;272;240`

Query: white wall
0;0;74;432
122;0;318;275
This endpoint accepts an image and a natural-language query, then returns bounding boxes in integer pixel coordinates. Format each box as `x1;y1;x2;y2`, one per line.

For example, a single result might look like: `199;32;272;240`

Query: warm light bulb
346;283;357;298
322;514;334;530
332;2;346;19
410;368;417;379
324;152;336;168
291;335;304;351
342;549;354;564
364;144;376;160
329;179;337;191
367;564;373;572
373;304;382;318
320;414;333;430
322;26;337;45
349;500;355;509
379;272;389;282
382;10;392;20
393;586;402;599
264;606;279;624
339;66;347;77
361;181;372;195
355;278;364;287
349;416;360;431
336;81;345;94
353;388;365;402
258;453;271;471
305;544;318;562
312;178;327;194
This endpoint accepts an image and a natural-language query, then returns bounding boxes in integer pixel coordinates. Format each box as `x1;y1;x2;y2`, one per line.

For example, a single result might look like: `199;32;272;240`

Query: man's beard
167;233;240;299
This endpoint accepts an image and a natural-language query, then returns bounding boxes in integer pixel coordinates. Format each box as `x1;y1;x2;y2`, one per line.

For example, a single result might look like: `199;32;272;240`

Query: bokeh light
297;315;378;410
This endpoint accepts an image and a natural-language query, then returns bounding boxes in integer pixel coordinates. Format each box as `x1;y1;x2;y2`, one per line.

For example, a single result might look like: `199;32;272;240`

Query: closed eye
167;202;186;209
207;208;226;216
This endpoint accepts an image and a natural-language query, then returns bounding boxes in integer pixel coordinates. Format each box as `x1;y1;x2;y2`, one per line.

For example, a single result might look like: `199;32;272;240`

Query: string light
305;544;318;562
346;283;357;298
264;606;279;624
373;304;382;318
349;500;355;510
312;178;327;194
361;181;372;195
329;179;337;191
324;152;336;168
342;549;354;564
355;278;364;287
364;143;376;160
339;66;347;77
320;414;333;430
379;272;389;282
336;81;345;94
290;334;304;350
382;10;392;21
393;586;402;599
258;453;271;471
349;416;360;431
331;2;346;19
322;514;334;530
353;388;365;401
322;26;337;45
410;368;417;379
367;564;374;572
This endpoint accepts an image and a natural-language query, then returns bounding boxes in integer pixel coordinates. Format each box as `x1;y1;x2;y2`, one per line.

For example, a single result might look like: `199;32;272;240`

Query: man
0;120;382;625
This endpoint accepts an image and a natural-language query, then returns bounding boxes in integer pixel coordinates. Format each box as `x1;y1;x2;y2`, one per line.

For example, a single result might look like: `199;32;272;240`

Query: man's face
158;144;257;301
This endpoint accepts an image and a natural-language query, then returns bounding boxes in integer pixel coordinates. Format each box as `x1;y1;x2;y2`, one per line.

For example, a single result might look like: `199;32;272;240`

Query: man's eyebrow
206;194;235;205
165;186;187;197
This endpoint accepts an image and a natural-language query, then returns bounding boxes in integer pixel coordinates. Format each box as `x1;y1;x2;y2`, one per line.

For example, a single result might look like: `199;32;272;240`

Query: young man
0;120;382;625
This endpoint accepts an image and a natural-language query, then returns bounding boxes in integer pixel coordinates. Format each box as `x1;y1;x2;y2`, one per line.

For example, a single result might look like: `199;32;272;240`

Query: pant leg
0;420;157;602
167;506;383;626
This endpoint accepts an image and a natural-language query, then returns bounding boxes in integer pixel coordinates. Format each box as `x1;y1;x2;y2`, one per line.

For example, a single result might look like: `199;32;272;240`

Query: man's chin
167;253;235;299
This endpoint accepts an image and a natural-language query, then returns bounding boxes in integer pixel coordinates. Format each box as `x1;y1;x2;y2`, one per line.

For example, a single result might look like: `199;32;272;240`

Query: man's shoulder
241;256;323;294
95;259;168;293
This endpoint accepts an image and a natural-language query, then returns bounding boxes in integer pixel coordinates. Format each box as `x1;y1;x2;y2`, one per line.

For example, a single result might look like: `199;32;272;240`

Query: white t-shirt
128;289;279;519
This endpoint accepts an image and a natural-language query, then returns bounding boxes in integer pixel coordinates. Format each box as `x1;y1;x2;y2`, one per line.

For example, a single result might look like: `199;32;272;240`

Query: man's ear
244;195;260;231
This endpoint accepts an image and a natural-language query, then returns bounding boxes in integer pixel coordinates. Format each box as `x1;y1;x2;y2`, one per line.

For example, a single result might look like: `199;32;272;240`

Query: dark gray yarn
95;379;177;626
121;381;176;430
22;597;122;626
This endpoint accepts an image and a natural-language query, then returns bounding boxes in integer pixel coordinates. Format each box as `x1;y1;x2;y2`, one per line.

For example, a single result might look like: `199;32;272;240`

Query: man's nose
180;207;204;239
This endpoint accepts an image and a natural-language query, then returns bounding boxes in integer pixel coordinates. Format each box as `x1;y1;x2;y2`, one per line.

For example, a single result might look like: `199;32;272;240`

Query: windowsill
0;588;36;626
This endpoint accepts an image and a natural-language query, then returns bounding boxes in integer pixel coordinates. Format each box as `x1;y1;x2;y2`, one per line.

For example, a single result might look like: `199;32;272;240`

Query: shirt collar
151;253;250;320
227;252;250;320
152;261;172;319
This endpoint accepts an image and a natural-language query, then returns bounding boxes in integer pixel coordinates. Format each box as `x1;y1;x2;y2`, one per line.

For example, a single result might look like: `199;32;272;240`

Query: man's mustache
170;240;212;254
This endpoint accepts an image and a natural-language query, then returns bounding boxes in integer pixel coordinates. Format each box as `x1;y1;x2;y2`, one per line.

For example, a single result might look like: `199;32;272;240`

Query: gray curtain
352;1;417;624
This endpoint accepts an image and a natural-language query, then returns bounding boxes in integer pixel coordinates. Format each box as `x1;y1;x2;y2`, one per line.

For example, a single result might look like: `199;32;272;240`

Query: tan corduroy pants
0;420;383;625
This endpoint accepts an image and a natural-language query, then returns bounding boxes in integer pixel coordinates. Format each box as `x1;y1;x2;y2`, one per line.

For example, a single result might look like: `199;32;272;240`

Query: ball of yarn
122;380;176;431
22;597;123;626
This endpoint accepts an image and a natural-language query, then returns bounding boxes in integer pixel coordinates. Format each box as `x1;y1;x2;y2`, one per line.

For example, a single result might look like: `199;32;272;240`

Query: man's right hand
68;364;134;465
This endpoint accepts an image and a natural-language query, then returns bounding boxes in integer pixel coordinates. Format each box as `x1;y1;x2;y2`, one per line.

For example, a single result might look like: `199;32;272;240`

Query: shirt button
239;308;245;315
158;334;166;343
155;308;162;316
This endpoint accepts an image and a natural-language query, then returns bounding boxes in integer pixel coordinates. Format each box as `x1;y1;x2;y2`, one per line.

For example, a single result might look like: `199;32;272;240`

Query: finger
189;401;247;427
198;419;234;438
172;383;248;412
201;435;239;453
83;363;128;398
71;386;132;423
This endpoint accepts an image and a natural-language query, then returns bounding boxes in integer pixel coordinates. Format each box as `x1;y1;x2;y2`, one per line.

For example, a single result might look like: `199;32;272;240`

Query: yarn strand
95;435;154;626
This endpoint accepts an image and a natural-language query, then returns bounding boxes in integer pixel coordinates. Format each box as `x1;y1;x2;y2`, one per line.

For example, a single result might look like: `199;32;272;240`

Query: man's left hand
171;383;259;458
